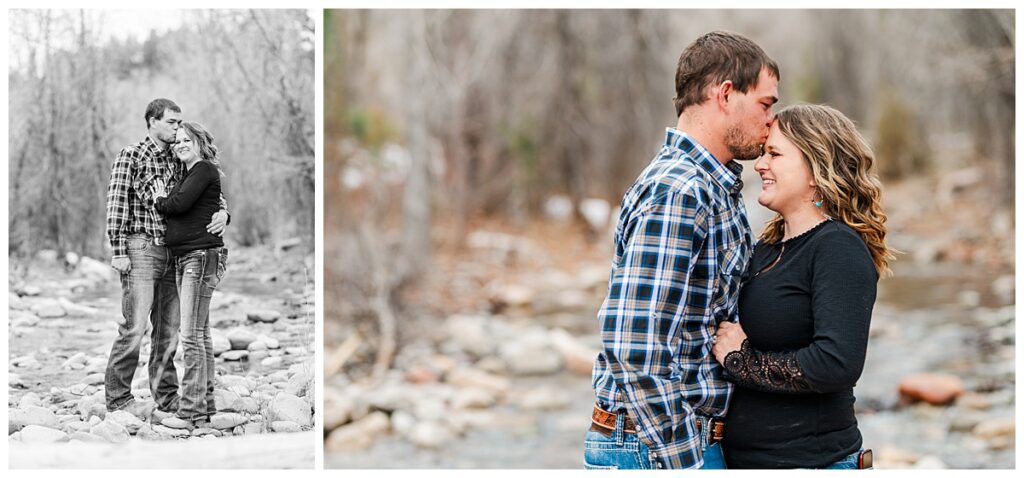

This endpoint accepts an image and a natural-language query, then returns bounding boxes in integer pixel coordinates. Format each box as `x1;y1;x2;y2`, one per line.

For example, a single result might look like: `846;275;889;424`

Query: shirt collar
144;134;171;159
664;128;744;196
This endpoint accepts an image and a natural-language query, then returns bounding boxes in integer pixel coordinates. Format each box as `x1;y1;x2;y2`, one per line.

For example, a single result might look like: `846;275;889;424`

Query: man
104;98;229;418
586;31;779;469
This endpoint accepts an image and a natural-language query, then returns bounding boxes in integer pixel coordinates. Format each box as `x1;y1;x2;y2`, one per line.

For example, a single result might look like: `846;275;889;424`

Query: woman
152;121;229;429
711;104;895;469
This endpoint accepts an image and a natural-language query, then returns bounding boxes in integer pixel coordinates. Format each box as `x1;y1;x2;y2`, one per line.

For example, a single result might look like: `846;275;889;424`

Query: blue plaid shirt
591;128;752;469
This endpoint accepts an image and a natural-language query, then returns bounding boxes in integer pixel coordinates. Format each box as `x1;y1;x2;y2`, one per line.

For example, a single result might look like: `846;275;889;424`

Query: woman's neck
183;157;200;171
781;205;829;241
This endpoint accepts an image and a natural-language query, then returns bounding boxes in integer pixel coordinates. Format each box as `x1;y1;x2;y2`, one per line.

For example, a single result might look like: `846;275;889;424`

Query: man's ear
715;80;734;110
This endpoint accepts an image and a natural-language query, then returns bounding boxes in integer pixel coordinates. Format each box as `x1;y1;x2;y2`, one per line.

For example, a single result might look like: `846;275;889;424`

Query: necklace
753;218;831;277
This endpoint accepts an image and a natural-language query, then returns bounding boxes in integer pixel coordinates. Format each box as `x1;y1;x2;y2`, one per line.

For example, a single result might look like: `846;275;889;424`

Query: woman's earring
814;199;823;208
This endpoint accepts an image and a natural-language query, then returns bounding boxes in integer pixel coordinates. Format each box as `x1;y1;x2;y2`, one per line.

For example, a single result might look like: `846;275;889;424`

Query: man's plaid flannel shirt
591;128;753;469
105;135;184;259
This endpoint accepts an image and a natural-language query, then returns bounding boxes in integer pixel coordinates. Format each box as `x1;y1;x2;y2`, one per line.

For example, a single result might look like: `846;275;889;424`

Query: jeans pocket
583;463;619;470
216;248;228;280
127;238;149;252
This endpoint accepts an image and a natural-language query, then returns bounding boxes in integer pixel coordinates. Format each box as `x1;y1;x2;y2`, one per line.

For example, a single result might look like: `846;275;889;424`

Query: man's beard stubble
725;124;763;161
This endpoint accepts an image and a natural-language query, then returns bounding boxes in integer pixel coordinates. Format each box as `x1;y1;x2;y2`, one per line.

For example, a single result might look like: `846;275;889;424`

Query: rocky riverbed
325;217;1015;468
8;246;316;468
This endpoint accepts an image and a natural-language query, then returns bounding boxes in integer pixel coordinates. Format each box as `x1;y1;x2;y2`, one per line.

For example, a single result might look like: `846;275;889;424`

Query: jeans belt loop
615;410;626;447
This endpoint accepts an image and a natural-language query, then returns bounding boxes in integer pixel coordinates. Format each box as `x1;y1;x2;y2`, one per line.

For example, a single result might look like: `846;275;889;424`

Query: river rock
259;335;281;349
59;297;98;316
218;375;252;390
63;420;93;434
324;389;354;431
972;417;1014;441
222;350;249;361
268;393;312;427
247;341;268;352
82;373;106;386
520;387;571;410
212;329;231;355
913;456;948;469
214;389;242;411
21;285;43;296
12;354;42;369
210;413;249;430
494;284;536;309
107;410;144;434
230;397;260;414
261;356;283;368
69;431;108;443
451;387;497;409
11;406;59;431
10;373;24;388
10;310;39;328
136;424;161;440
271;420;302;433
152;424;191;438
447;368;509;395
91;419;130;443
192;427;222;437
898;373;963;405
247;309;282;323
325;411;390;452
18;392;43;409
549;328;599;376
499;330;563;375
227;328;258;350
19;425;70;444
285;372;312;397
30;298;67;318
444;314;496;357
408;420;453;449
61;352;88;370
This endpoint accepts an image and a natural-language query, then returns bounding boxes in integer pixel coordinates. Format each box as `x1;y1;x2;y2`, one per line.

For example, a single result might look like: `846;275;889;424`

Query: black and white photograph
7;9;316;468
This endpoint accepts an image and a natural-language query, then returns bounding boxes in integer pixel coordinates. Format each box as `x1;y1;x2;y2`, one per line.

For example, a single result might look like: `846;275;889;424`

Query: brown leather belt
590;404;724;444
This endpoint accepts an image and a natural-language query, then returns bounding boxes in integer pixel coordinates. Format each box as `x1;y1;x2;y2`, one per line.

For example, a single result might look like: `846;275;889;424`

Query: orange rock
898;373;964;405
404;366;440;384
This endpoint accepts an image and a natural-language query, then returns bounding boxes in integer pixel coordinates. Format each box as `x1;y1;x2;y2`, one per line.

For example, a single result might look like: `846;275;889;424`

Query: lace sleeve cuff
723;339;814;393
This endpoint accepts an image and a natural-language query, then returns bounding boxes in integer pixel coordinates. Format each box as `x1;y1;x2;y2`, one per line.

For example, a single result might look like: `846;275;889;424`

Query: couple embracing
104;98;231;431
586;31;895;469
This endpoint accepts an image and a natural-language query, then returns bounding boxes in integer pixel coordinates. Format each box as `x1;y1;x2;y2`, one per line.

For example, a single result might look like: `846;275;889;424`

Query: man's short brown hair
673;31;779;117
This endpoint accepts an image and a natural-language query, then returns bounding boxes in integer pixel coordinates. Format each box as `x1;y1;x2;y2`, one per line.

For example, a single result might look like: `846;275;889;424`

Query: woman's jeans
822;449;869;470
174;247;227;421
583;412;727;469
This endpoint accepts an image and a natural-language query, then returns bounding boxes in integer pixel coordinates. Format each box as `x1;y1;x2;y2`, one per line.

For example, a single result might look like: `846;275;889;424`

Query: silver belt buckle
153;236;165;246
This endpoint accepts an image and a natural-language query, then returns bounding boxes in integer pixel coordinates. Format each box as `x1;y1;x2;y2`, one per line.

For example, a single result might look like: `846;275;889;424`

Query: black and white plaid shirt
105;135;183;259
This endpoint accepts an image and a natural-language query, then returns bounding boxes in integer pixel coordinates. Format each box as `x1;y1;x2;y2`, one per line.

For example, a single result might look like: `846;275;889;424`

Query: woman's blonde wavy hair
761;104;895;277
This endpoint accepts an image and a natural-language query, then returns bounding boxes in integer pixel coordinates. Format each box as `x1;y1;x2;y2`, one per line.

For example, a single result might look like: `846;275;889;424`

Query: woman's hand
712;321;748;365
153;178;168;199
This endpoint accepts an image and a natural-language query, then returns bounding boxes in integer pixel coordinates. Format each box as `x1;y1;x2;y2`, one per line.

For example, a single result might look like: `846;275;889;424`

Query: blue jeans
105;235;181;412
583;412;727;469
174;247;227;421
822;450;867;470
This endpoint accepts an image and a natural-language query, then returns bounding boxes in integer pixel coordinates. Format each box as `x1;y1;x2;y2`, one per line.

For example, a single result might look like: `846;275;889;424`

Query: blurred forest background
8;9;315;258
325;9;1015;468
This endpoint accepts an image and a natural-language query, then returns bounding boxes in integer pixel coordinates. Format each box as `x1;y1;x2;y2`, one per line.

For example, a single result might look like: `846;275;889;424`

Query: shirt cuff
112;239;127;259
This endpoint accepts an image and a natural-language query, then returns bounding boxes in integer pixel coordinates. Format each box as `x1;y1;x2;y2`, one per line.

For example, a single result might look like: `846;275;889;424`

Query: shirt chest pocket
710;204;749;313
713;205;748;278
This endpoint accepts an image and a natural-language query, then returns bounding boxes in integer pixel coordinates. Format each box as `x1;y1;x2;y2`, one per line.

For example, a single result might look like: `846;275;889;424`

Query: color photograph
323;9;1014;469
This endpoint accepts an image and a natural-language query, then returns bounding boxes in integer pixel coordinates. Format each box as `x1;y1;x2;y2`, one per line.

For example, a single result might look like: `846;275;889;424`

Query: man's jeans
583;412;727;469
174;247;227;421
105;234;181;412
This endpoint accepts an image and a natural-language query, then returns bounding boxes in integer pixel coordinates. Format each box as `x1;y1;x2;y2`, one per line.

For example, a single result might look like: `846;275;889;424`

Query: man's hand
712;321;747;365
111;257;131;274
207;209;229;236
